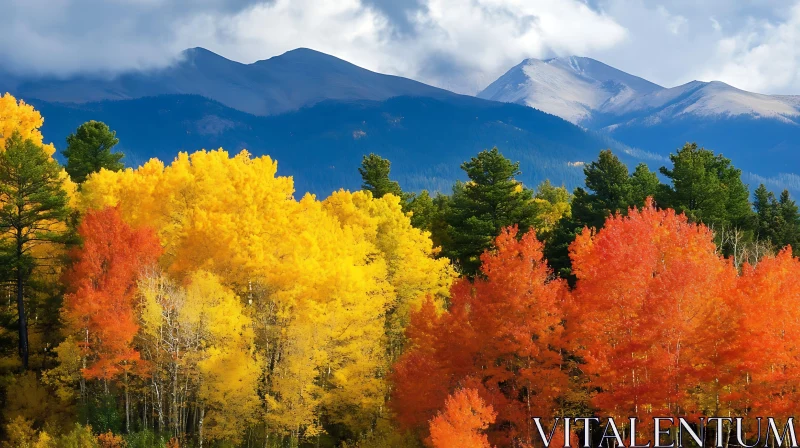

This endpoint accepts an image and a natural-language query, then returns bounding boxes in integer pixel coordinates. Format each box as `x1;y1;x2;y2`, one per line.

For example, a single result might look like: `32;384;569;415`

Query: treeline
382;144;797;279
1;91;800;448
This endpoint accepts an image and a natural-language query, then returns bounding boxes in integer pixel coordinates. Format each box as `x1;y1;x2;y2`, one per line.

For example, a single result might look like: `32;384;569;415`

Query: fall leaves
394;200;800;446
66;149;455;445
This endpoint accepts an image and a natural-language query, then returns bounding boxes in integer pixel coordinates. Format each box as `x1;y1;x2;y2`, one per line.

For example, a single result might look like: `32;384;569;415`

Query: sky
2;0;800;95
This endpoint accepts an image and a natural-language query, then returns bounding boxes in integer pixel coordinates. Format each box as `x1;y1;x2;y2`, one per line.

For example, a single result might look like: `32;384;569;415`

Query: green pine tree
358;153;403;199
62;120;124;184
657;143;753;229
0;133;72;370
443;147;536;275
545;150;660;282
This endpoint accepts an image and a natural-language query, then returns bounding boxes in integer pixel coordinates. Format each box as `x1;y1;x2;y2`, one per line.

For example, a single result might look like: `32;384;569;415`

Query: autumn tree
733;249;800;419
79;149;452;443
530;180;571;239
546;150;658;280
393;226;568;445
568;200;738;425
62;206;161;432
138;270;260;444
429;388;496;448
0;93;56;157
62;120;124;183
0;133;72;370
443;148;537;275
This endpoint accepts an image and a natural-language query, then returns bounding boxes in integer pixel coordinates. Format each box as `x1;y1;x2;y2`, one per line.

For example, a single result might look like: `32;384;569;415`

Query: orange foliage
392;226;568;445
734;248;800;418
97;431;126;448
568;199;737;423
62;207;162;380
429;388;496;448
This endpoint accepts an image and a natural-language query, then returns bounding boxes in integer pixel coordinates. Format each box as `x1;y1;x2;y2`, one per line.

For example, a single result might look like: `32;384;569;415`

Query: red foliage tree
429;388;496;448
62;206;162;381
392;226;569;445
734;248;800;419
568;199;737;425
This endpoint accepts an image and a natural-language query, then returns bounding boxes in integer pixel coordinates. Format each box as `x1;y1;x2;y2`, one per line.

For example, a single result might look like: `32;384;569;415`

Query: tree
406;189;437;230
0;93;56;157
545;151;658;281
429;388;496;448
138;270;260;445
392;227;568;445
62;207;161;432
568;200;738;425
753;184;800;255
0;133;72;370
733;249;800;420
530;180;571;239
359;153;403;199
62;121;123;183
658;143;753;229
443;148;537;275
80;149;452;442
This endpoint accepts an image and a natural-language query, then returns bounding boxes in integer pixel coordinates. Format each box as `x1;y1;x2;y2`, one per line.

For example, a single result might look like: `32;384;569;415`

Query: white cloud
4;0;800;95
698;4;800;93
0;0;626;94
173;0;628;93
657;5;687;35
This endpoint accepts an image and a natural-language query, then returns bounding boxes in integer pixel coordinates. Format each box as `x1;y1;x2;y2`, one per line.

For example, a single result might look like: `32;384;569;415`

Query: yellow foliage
138;270;260;445
41;338;83;403
531;180;572;237
322;190;455;354
81;149;453;440
0;93;55;157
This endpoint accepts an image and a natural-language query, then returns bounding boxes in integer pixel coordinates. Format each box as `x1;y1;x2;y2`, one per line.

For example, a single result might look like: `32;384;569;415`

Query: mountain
1;47;454;116
0;48;637;195
478;56;662;125
479;56;800;192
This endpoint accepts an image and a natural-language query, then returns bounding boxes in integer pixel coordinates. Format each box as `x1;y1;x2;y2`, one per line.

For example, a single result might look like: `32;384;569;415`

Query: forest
2;91;800;448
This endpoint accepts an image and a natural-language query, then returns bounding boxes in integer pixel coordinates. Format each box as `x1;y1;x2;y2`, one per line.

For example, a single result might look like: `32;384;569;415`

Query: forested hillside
3;93;800;448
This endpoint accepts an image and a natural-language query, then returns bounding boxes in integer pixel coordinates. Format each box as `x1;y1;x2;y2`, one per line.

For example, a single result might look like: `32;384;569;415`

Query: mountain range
478;56;800;192
1;48;798;195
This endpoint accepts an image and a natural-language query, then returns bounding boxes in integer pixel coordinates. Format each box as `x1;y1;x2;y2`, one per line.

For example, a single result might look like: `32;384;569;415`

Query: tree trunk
16;261;28;370
198;405;205;448
125;369;131;433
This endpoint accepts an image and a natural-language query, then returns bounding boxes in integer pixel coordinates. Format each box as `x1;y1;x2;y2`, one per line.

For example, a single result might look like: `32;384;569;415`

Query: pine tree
443;148;536;275
545;150;657;281
62;121;123;184
358;153;403;199
405;189;437;230
0;133;72;370
778;190;800;254
658;143;753;229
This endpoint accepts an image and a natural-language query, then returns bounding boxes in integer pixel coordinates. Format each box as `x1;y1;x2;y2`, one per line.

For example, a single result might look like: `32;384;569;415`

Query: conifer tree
545;150;658;281
443;147;536;275
62;121;123;183
658;142;753;229
0;133;72;370
358;153;403;199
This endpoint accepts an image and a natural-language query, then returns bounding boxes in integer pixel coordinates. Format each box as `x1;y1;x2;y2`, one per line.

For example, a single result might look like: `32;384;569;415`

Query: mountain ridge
1;47;456;116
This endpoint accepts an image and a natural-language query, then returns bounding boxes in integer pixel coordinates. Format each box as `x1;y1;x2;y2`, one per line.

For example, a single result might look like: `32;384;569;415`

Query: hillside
30;94;632;196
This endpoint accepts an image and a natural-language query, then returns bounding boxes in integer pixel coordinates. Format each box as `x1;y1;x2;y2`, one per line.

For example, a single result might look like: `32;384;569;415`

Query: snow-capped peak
478;56;800;127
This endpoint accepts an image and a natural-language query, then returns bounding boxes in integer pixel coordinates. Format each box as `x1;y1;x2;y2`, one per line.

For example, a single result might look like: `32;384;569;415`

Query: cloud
0;0;626;93
3;0;800;95
698;3;800;93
